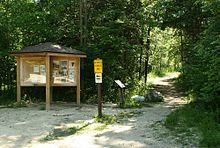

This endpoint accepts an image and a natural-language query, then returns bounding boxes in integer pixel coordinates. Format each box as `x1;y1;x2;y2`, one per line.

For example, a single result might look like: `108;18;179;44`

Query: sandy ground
0;73;198;148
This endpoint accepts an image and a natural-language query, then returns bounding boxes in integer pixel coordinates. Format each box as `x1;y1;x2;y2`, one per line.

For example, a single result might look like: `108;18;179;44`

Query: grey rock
131;95;145;102
145;89;163;102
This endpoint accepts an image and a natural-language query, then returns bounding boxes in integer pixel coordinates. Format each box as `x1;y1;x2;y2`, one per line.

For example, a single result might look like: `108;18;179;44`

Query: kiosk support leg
16;57;21;102
46;56;51;110
76;59;81;105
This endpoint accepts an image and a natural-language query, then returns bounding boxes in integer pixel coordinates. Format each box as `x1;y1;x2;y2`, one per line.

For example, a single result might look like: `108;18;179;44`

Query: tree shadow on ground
152;75;186;108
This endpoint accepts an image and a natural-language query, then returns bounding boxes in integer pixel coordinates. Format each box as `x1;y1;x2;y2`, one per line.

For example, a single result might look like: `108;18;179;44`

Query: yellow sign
94;58;103;73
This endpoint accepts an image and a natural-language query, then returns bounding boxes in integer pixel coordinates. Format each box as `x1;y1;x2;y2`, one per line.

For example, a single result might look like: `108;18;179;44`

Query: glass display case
52;60;76;85
21;58;46;85
20;58;76;86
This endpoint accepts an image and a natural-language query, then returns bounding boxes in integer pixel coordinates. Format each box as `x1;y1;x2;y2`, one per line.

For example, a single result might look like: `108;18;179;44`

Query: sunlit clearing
111;125;132;133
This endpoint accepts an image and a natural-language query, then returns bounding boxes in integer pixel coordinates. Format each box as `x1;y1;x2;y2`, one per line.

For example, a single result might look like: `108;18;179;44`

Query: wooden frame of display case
12;43;86;110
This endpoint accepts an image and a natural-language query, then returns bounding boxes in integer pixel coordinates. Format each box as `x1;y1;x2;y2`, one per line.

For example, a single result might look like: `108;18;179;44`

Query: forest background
0;0;219;105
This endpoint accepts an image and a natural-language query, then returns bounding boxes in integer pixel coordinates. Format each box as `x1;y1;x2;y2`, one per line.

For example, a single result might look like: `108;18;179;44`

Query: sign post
115;80;126;106
94;58;103;117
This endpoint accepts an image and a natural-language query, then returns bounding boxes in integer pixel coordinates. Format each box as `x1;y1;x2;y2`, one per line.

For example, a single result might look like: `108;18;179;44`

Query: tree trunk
139;45;143;80
80;0;88;48
180;30;185;78
144;28;151;84
80;0;88;93
80;0;83;47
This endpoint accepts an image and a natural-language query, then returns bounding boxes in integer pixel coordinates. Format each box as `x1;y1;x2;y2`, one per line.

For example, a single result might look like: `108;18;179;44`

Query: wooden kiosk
11;42;86;110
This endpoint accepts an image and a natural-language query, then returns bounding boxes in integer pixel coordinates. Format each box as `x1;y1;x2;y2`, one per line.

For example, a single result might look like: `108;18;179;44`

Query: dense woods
0;0;219;106
155;0;220;104
0;0;178;102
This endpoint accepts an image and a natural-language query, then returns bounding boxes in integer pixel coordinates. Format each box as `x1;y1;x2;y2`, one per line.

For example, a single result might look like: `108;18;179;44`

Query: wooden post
76;58;80;105
46;55;51;110
98;83;102;117
50;58;53;103
16;57;21;102
49;82;53;105
118;88;125;106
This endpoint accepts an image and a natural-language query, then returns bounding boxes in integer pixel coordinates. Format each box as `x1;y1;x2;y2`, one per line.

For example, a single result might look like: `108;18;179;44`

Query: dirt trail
151;72;187;108
0;73;194;148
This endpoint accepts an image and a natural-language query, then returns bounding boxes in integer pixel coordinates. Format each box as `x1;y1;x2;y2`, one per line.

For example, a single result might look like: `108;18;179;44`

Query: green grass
41;123;90;142
148;71;166;78
7;100;27;108
41;132;58;141
164;103;220;147
41;127;78;142
95;111;143;125
42;110;144;142
95;114;118;125
94;124;108;131
119;98;142;108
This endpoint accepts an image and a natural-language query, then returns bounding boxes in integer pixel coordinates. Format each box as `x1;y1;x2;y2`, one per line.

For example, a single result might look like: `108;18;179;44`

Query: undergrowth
164;102;220;147
119;98;142;108
41;122;90;142
164;75;220;147
95;111;143;125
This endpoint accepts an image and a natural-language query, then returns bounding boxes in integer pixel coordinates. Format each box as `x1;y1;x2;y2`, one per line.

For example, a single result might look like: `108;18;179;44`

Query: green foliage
128;78;154;97
0;0;181;104
150;28;181;74
119;98;142;108
41;132;58;142
154;0;205;37
7;100;27;108
95;114;118;125
42;127;78;142
154;0;220;105
164;102;220;147
1;0;217;107
194;16;220;102
95;111;143;125
0;56;16;103
85;0;147;101
42;122;90;142
155;1;220;145
178;15;220;104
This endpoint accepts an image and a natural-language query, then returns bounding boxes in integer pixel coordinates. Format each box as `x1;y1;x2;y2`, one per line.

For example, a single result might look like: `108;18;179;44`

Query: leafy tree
153;0;220;105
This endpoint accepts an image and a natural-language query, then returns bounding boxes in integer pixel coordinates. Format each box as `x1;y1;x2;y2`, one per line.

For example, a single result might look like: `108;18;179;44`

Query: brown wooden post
76;58;80;105
16;57;21;102
50;58;53;103
98;83;102;117
46;55;51;110
118;88;125;106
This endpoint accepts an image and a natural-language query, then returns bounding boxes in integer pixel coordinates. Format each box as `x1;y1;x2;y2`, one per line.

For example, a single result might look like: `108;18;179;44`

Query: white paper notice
33;65;39;73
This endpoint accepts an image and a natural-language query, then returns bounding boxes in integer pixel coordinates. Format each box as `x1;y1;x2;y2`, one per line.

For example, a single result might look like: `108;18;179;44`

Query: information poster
52;60;75;84
22;59;46;85
33;65;40;73
60;61;68;79
69;61;75;82
40;65;46;75
53;60;59;77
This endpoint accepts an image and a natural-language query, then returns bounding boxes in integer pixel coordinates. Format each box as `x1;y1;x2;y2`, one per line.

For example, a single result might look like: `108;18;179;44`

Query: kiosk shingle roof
11;42;86;56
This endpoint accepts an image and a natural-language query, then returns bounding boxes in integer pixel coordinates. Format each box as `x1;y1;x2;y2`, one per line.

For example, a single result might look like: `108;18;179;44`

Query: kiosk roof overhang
11;42;87;58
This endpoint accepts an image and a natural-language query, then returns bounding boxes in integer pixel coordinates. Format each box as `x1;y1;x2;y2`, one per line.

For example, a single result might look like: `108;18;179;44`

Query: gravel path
0;73;195;148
